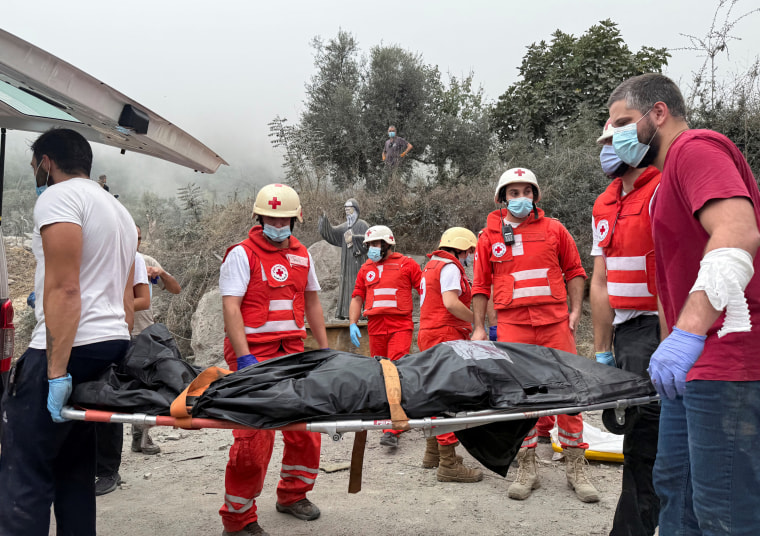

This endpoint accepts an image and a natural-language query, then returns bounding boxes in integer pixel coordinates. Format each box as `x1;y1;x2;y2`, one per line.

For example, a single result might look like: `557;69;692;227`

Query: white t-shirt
440;263;463;296
590;216;657;326
30;178;137;348
134;252;148;286
219;245;320;297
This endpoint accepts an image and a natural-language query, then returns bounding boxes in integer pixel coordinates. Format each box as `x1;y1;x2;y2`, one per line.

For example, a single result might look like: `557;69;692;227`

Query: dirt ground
72;411;628;536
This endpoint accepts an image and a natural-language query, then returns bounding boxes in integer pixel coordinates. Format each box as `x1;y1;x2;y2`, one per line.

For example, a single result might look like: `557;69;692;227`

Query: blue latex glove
647;327;706;399
237;354;258;370
488;326;498;341
47;373;73;423
27;291;36;309
595;351;615;366
349;323;362;347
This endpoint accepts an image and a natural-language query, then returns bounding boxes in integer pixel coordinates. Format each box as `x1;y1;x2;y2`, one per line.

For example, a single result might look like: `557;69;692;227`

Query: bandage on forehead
689;247;755;337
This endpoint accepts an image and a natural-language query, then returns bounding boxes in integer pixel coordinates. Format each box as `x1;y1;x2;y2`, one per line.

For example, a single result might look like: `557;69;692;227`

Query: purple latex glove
488;325;498;341
237;354;258;370
647;327;706;399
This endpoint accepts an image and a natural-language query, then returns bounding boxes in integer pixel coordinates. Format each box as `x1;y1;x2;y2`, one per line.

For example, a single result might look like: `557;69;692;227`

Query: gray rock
190;287;225;368
308;240;342;322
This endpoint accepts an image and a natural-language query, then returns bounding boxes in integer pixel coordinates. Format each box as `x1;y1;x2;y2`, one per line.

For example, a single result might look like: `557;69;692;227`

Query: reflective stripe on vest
512;268;552;299
605;256;654;298
244;298;303;334
372;288;398;308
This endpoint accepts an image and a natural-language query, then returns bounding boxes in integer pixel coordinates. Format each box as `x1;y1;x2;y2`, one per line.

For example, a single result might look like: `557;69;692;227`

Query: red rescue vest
223;226;310;343
361;252;415;317
482;210;569;310
592;167;660;311
419;250;472;333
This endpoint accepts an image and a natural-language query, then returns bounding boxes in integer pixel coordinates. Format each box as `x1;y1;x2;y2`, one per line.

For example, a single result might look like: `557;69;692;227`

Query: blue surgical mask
464;253;473;267
368;246;382;262
34;160;49;195
612;109;657;168
600;144;624;176
507;197;534;218
36;185;48;196
263;224;291;243
388;131;396;138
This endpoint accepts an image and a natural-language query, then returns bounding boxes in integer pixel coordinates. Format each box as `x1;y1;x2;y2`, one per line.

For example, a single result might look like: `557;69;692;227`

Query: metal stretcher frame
61;395;658;443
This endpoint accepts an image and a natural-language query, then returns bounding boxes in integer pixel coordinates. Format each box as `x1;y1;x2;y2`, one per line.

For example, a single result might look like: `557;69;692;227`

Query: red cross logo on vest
596;218;610;241
492;242;507;258
514;169;525;177
271;264;289;283
269;197;282;209
366;271;376;282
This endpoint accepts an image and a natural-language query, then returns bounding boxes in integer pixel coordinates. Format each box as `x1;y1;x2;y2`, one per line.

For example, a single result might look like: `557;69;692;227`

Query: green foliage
269;30;493;191
492;20;670;143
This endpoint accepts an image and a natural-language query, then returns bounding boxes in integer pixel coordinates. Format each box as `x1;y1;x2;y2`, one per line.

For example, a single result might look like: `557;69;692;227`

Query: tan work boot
436;444;483;483
564;447;600;503
507;447;540;500
422;436;440;468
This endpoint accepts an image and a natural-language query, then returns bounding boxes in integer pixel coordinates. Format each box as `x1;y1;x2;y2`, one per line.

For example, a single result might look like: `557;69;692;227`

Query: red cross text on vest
269;197;282;209
515;169;525;177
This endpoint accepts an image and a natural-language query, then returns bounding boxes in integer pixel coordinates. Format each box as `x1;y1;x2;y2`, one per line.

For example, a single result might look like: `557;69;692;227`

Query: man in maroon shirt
608;73;760;535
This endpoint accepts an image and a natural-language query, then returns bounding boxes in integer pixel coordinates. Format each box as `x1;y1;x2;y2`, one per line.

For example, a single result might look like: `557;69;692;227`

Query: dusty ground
72;411;626;536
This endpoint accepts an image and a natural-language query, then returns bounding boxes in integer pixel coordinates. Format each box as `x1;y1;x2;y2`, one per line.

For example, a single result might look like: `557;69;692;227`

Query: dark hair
440;246;465;256
607;73;686;119
497;185;538;204
31;128;93;176
256;215;296;231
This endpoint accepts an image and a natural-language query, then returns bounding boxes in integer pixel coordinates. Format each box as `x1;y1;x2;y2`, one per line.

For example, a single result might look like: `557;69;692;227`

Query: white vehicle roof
0;28;227;173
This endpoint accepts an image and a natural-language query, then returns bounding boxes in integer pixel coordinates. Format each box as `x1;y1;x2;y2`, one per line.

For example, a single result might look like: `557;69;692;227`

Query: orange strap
169;366;232;429
379;358;410;431
348;430;367;494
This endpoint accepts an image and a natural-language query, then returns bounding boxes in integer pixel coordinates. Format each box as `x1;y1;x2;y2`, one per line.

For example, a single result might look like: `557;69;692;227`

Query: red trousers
416;326;470;446
496;316;588;450
220;337;321;531
369;329;413;361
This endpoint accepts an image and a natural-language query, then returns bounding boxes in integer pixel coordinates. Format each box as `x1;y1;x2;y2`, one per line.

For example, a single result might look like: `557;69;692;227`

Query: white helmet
253;183;303;222
363;225;396;245
597;119;614;145
494;167;540;204
439;227;477;251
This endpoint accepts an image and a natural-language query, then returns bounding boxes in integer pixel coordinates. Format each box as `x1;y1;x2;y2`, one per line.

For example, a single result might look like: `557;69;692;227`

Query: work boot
379;431;399;448
507;448;540;500
422;436;440;468
95;473;122;496
436;444;483;483
131;424;161;455
222;521;269;536
564;447;600;503
276;498;321;521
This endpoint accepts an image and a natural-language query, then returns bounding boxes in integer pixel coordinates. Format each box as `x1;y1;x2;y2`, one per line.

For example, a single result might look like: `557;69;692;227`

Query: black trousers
610;315;661;536
0;340;128;536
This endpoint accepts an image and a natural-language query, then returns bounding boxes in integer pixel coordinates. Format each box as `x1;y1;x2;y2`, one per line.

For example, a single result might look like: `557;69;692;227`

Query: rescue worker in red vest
471;168;600;503
349;225;422;448
591;120;662;536
418;227;484;483
218;183;328;536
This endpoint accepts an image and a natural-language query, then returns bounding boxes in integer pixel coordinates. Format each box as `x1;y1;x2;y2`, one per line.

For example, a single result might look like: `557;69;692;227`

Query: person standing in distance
608;73;760;534
218;183;328;536
0;128;137;536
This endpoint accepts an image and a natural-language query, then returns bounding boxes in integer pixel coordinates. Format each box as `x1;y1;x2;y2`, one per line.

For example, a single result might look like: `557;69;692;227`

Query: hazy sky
3;0;759;195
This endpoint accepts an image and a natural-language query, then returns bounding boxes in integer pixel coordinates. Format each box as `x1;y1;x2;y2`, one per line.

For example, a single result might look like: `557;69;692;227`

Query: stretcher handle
170;366;232;429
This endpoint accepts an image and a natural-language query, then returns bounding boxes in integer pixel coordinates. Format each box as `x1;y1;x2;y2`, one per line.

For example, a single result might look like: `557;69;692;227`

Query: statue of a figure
318;199;369;319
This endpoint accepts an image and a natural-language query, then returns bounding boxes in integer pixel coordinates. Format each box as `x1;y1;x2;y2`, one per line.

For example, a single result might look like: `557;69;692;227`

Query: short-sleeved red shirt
651;129;760;381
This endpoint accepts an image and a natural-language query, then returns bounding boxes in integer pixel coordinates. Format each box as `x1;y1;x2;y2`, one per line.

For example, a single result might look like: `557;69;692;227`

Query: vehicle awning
0;29;227;173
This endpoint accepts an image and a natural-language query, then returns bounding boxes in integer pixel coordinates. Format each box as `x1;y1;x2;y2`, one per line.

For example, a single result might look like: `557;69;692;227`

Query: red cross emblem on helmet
271;264;289;282
268;196;282;209
514;169;525;177
492;243;507;258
